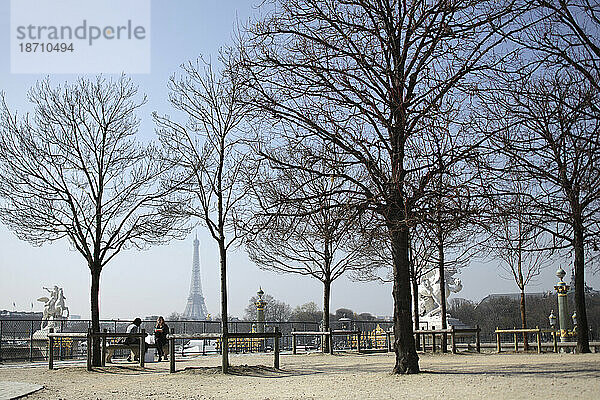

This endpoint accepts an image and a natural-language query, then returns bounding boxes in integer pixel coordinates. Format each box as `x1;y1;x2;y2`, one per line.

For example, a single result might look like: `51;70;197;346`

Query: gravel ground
1;351;599;399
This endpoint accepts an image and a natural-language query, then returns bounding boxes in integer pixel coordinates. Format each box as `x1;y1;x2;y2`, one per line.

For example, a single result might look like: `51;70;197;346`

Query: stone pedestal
31;320;65;359
418;314;468;330
32;329;51;359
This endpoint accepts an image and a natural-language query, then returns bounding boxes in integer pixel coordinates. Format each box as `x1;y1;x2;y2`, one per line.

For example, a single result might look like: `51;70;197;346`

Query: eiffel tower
183;234;208;320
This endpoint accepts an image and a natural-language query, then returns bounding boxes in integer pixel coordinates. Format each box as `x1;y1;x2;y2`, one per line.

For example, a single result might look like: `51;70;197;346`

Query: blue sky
0;0;598;320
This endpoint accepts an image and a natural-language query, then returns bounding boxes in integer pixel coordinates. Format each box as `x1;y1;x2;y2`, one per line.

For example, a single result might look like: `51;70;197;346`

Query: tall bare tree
241;0;521;373
484;175;553;350
244;141;372;351
483;69;600;353
154;55;252;373
0;77;187;365
417;148;479;351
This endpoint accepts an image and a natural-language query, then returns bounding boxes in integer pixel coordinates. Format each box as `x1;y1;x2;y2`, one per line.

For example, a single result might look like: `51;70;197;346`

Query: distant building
478;292;551;304
0;310;43;320
478;270;599;305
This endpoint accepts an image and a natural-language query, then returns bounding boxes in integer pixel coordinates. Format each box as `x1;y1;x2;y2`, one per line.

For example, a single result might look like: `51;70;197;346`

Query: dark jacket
154;323;169;344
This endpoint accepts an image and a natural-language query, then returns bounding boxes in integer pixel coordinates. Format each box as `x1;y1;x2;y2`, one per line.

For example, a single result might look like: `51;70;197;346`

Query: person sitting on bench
105;318;171;363
124;317;142;362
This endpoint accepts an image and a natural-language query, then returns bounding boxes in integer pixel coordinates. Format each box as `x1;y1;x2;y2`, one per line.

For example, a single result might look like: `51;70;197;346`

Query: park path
0;381;43;400
0;352;598;399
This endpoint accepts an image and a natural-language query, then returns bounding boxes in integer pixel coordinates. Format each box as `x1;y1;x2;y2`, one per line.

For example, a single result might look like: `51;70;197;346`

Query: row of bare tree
0;1;598;374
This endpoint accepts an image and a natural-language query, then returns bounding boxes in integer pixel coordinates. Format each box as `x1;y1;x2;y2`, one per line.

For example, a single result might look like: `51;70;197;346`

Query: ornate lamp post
554;267;570;343
255;287;267;334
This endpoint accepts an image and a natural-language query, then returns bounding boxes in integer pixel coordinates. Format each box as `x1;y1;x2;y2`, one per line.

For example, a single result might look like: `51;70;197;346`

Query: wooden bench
47;330;88;370
94;330;147;369
413;326;481;354
291;329;362;354
166;329;282;373
495;327;544;353
104;342;169;363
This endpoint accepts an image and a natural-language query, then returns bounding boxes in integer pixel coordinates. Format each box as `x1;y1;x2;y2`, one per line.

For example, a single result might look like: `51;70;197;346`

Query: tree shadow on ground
420;362;600;379
84;365;159;375
181;364;319;378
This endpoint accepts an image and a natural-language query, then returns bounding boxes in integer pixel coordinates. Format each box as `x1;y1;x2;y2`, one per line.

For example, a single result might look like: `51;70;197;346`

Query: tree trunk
90;267;101;366
517;219;528;351
408;234;420;337
389;221;419;374
323;279;331;353
411;274;420;350
573;221;590;353
219;240;230;372
520;288;528;351
437;238;447;353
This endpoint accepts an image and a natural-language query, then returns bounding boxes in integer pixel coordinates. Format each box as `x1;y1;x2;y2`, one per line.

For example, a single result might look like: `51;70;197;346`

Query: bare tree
243;293;292;322
483;69;600;353
241;0;519;373
154;55;252;373
290;302;323;322
0;77;187;366
417;152;480;351
244;142;373;350
484;176;553;350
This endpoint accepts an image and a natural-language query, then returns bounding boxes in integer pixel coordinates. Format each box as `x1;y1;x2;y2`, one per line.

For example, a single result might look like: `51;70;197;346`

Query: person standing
154;316;169;361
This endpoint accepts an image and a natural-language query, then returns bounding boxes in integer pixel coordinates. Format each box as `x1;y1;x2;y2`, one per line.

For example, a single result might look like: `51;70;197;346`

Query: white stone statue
55;287;69;319
37;285;69;330
418;269;462;317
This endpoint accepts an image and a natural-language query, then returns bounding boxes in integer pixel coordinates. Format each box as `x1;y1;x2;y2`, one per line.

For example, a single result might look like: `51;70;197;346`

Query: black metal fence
11;318;589;363
0;318;395;363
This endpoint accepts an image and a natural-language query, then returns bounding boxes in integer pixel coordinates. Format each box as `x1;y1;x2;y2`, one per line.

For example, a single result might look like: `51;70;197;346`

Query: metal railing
7;318;597;364
8;318;529;363
0;319;326;363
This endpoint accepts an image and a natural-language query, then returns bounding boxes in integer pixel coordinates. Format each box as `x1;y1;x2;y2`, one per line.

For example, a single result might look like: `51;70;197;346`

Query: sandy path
1;352;599;399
